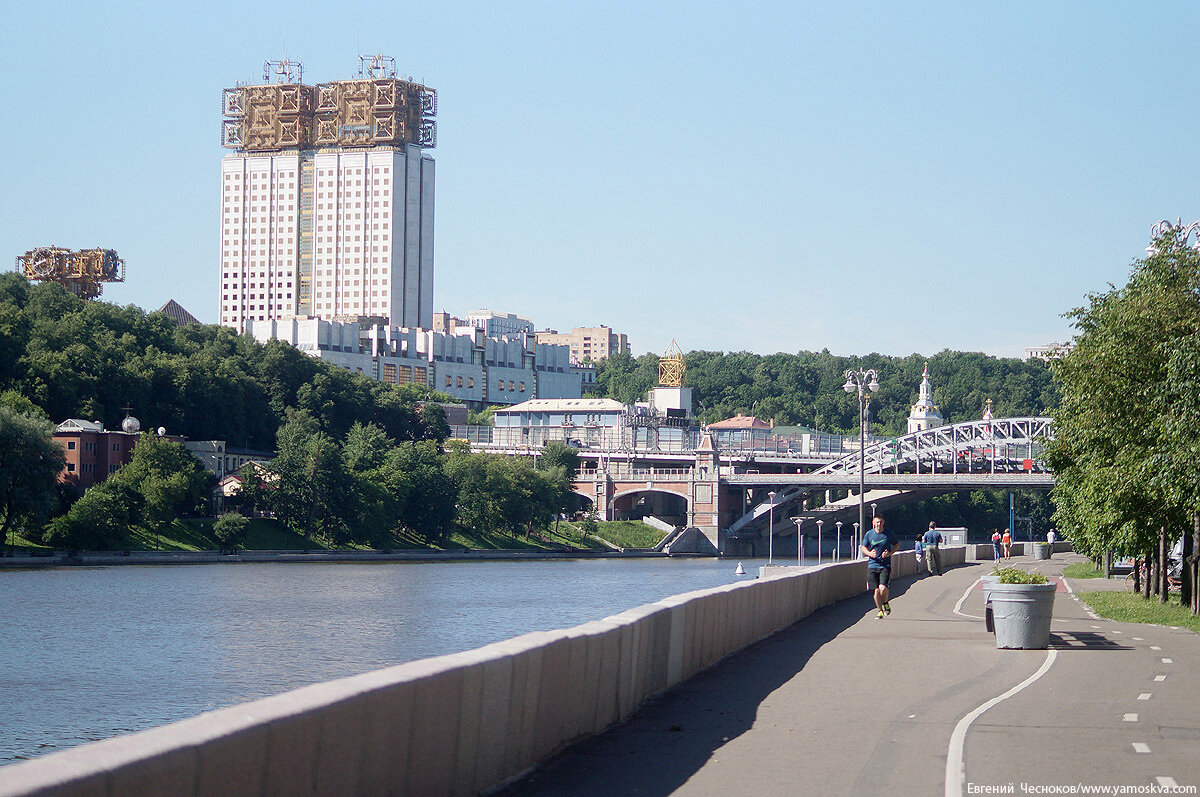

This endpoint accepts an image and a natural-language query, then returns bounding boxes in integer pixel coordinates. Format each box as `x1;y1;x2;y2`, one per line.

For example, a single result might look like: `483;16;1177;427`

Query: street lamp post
816;520;824;565
843;368;880;555
791;517;803;567
767;491;776;564
835;521;842;563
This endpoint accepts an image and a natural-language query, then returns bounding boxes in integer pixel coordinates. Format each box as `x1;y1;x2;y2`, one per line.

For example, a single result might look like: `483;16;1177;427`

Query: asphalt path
502;553;1200;796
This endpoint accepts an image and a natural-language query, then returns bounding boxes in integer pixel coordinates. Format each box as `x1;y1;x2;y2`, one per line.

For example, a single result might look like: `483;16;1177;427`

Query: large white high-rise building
218;57;435;332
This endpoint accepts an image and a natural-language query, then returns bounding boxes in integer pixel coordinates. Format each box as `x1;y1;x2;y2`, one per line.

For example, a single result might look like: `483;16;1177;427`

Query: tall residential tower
218;56;436;332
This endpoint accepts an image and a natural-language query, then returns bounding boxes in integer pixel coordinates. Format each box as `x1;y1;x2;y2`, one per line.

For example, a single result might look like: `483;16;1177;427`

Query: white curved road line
944;649;1058;797
953;577;984;619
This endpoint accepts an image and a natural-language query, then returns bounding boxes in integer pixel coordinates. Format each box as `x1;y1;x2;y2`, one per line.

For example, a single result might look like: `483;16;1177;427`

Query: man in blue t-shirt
923;521;944;576
860;515;898;619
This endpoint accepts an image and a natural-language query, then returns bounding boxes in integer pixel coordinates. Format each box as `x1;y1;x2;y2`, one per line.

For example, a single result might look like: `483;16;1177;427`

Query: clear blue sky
3;2;1197;359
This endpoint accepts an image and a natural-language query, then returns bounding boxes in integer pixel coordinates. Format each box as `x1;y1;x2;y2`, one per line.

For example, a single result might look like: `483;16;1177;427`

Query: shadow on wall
501;576;920;796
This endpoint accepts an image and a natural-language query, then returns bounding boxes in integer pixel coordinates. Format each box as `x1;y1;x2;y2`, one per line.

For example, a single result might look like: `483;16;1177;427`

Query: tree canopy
0;273;447;450
591;347;1057;435
1045;231;1200;563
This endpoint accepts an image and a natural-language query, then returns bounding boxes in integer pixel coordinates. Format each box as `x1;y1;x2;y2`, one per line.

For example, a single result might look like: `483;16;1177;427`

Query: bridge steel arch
813;417;1055;476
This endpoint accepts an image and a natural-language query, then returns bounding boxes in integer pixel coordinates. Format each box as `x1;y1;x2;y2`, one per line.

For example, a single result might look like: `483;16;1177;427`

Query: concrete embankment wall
0;548;965;797
968;541;1073;560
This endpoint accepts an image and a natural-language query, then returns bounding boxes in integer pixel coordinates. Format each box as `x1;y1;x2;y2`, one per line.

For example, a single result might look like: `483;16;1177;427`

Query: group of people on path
860;517;944;620
863;516;1059;621
990;528;1013;560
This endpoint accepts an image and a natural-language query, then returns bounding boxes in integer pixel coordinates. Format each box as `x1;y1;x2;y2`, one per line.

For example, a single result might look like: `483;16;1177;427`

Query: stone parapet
0;548;964;796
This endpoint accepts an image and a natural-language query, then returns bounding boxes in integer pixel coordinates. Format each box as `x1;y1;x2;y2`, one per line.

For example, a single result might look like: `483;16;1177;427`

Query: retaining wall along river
0;548;964;796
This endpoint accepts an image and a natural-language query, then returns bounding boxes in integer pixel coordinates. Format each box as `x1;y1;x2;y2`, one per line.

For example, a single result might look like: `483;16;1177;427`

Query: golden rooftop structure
221;55;437;152
659;340;685;388
16;247;125;300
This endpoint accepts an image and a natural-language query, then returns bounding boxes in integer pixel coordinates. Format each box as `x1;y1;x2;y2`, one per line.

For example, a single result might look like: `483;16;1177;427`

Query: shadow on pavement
1048;631;1132;651
500;574;915;797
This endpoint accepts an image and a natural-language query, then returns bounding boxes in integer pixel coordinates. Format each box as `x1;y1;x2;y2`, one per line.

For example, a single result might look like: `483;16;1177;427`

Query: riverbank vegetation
591;349;1057;435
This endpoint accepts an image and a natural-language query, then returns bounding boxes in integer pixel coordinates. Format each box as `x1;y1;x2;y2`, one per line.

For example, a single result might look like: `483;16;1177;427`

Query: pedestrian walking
1002;529;1013;559
861;515;898;619
1047;528;1056;545
991;529;1003;561
922;521;943;575
914;535;924;572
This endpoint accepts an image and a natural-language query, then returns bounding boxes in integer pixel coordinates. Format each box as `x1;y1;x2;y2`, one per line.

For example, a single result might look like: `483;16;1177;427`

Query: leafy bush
993;566;1048;584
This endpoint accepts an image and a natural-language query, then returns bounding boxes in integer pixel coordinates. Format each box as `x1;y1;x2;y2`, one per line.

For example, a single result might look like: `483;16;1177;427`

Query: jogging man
922;521;943;576
861;515;898;619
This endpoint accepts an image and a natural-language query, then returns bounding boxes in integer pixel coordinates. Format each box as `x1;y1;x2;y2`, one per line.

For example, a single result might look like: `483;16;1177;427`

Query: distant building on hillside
249;318;582;406
158;300;201;327
1024;343;1070;361
53;419;141;489
536;325;629;364
464;309;535;338
907;363;945;434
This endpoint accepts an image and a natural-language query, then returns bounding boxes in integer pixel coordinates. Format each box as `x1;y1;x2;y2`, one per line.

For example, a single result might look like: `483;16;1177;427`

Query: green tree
269;415;352;543
393;440;456;544
212;511;250;551
44;481;145;551
539;440;581;481
110;433;214;528
0;406;65;552
1045;229;1200;609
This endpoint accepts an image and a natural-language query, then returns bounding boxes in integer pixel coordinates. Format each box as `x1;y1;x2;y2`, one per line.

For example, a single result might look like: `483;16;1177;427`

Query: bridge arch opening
612;490;687;526
567;491;594;517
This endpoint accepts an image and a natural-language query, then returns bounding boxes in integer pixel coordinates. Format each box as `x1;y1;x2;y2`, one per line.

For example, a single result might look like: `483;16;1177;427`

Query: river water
0;557;776;764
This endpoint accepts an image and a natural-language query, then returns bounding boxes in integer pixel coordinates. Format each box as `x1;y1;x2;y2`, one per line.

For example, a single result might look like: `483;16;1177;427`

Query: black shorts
867;567;891;589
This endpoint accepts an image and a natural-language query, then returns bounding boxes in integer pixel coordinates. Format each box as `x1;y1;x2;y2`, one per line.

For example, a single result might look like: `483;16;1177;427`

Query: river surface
0;557;780;764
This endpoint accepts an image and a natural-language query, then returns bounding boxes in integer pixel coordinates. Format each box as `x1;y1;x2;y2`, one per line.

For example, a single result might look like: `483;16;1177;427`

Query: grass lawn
588;520;667;550
1077;590;1200;634
1062;561;1106;579
6;518;626;555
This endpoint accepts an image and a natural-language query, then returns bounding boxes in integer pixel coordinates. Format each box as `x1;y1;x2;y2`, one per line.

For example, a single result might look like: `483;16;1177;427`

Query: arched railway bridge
569;417;1055;555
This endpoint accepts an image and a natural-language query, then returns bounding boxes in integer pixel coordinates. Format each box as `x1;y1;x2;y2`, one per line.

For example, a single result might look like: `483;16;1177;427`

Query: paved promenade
505;553;1200;796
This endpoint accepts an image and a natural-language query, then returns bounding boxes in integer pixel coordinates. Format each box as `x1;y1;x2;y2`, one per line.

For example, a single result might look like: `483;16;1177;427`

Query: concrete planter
981;575;1000;632
991;582;1056;649
1032;543;1051;560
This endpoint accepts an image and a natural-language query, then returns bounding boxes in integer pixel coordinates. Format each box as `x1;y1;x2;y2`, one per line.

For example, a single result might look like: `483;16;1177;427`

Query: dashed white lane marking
1150;645;1161;650
1123;713;1138;722
1132;637;1143;641
1158;777;1180;787
945;649;1057;797
1111;629;1123;634
1138;693;1152;701
1154;675;1167;682
1090;624;1100;629
1132;743;1151;753
1162;658;1173;664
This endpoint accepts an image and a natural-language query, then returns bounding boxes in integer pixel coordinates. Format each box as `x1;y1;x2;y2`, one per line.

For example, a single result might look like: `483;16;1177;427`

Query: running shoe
876;610;885;619
883;602;891;615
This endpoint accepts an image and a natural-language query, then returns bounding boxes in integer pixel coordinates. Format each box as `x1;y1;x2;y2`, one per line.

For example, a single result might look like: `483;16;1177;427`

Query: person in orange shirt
1001;529;1013;559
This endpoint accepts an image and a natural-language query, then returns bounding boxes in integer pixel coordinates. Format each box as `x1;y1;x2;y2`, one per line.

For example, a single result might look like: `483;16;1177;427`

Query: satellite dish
157;427;166;437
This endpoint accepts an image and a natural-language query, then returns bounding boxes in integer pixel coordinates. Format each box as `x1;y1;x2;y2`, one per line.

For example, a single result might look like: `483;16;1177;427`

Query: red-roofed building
706;414;773;448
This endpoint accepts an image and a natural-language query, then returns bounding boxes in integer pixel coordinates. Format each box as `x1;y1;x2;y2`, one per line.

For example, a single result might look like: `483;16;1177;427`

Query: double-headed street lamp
843;368;880;555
